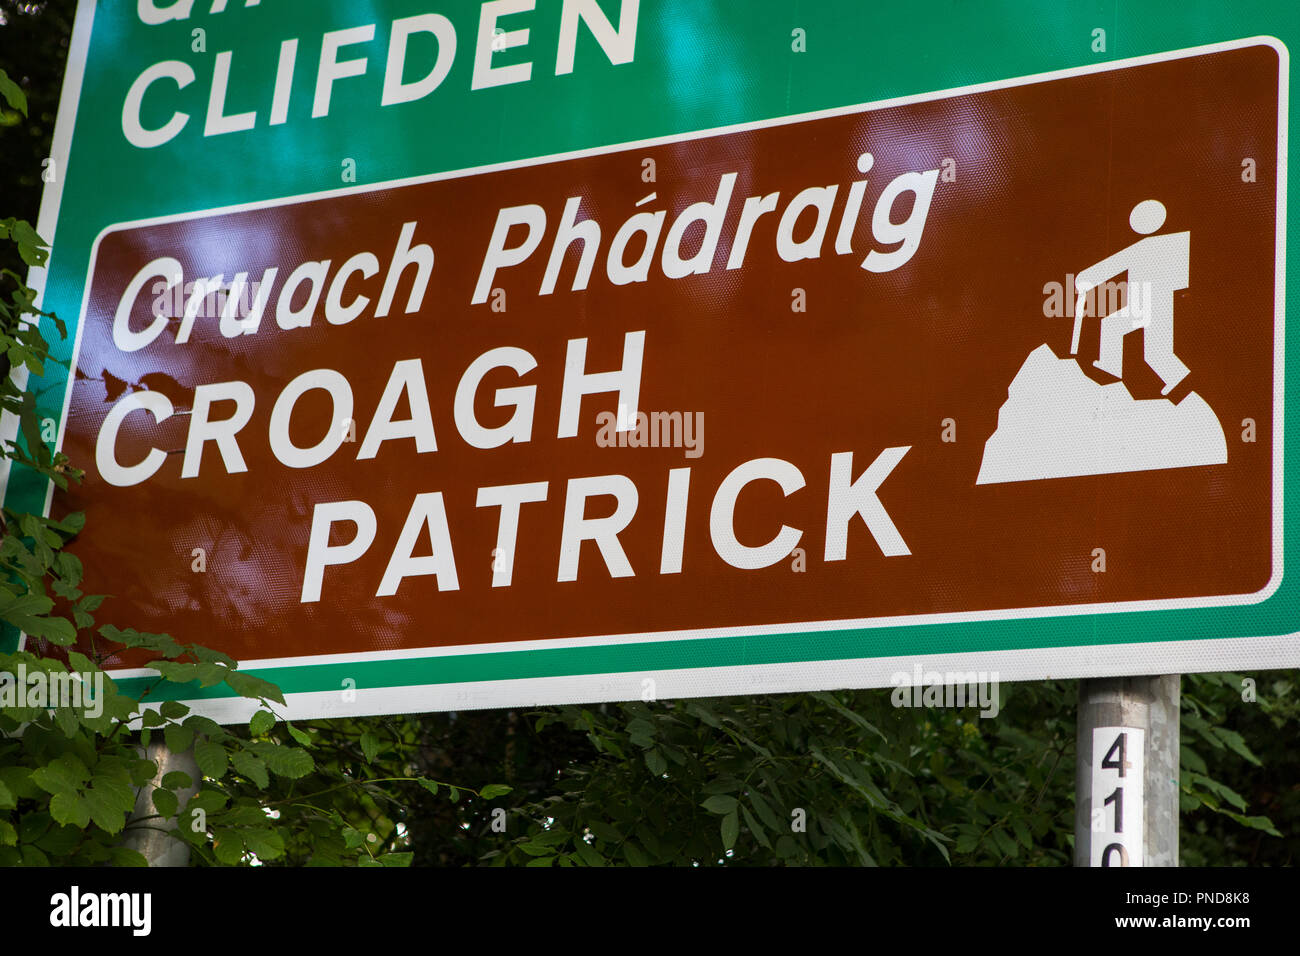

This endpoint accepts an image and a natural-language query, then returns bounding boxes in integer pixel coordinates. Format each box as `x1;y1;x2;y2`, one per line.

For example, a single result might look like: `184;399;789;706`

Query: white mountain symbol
977;199;1227;485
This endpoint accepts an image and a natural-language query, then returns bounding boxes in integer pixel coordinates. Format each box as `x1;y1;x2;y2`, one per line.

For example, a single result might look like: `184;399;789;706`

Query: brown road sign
52;42;1284;693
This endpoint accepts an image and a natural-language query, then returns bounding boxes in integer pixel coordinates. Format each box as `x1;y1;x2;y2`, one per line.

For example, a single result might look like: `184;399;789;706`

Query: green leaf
83;785;130;833
518;842;556;857
190;644;236;667
379;852;414;867
225;669;286;705
103;627;181;657
193;662;229;688
21;845;49;867
30;753;90;795
0;780;13;810
644;748;668;776
572;841;605;867
721;809;739;851
22;614;76;646
92;766;136;801
49;792;90;829
0;768;37;802
222;806;272;827
50;549;82;584
1180;744;1209;775
50;702;77;739
586;820;622;843
701;795;738;815
248;710;275;736
241;827;285;860
194;739;229;779
741;804;772;850
187;789;229;814
183;714;223;737
626;717;656;748
150;661;197;683
285;723;312;748
161;770;193;790
160;700;190;720
532;828;569;847
213;829;245;865
1221;811;1282;837
747;791;784;833
0;591;52;625
1012;818;1033;849
109;847;149;867
990;827;1019;859
623;842;649;867
360;731;380;764
416;778;438;797
230;750;268;789
0;69;28;117
480;783;513;800
264;745;313;779
152;788;178;819
17;811;52;843
163;722;194;753
50;510;84;536
66;651;96;674
1211;728;1263;767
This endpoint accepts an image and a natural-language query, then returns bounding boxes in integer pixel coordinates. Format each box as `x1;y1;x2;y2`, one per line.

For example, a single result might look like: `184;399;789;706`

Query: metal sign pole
1075;675;1180;867
120;739;200;867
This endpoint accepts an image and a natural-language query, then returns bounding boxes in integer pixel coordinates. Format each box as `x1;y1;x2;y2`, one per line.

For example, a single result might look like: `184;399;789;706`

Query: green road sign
9;1;1300;721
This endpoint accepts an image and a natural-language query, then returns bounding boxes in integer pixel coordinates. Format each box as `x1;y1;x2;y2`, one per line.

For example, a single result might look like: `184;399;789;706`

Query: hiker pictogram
1070;199;1190;396
978;200;1227;485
